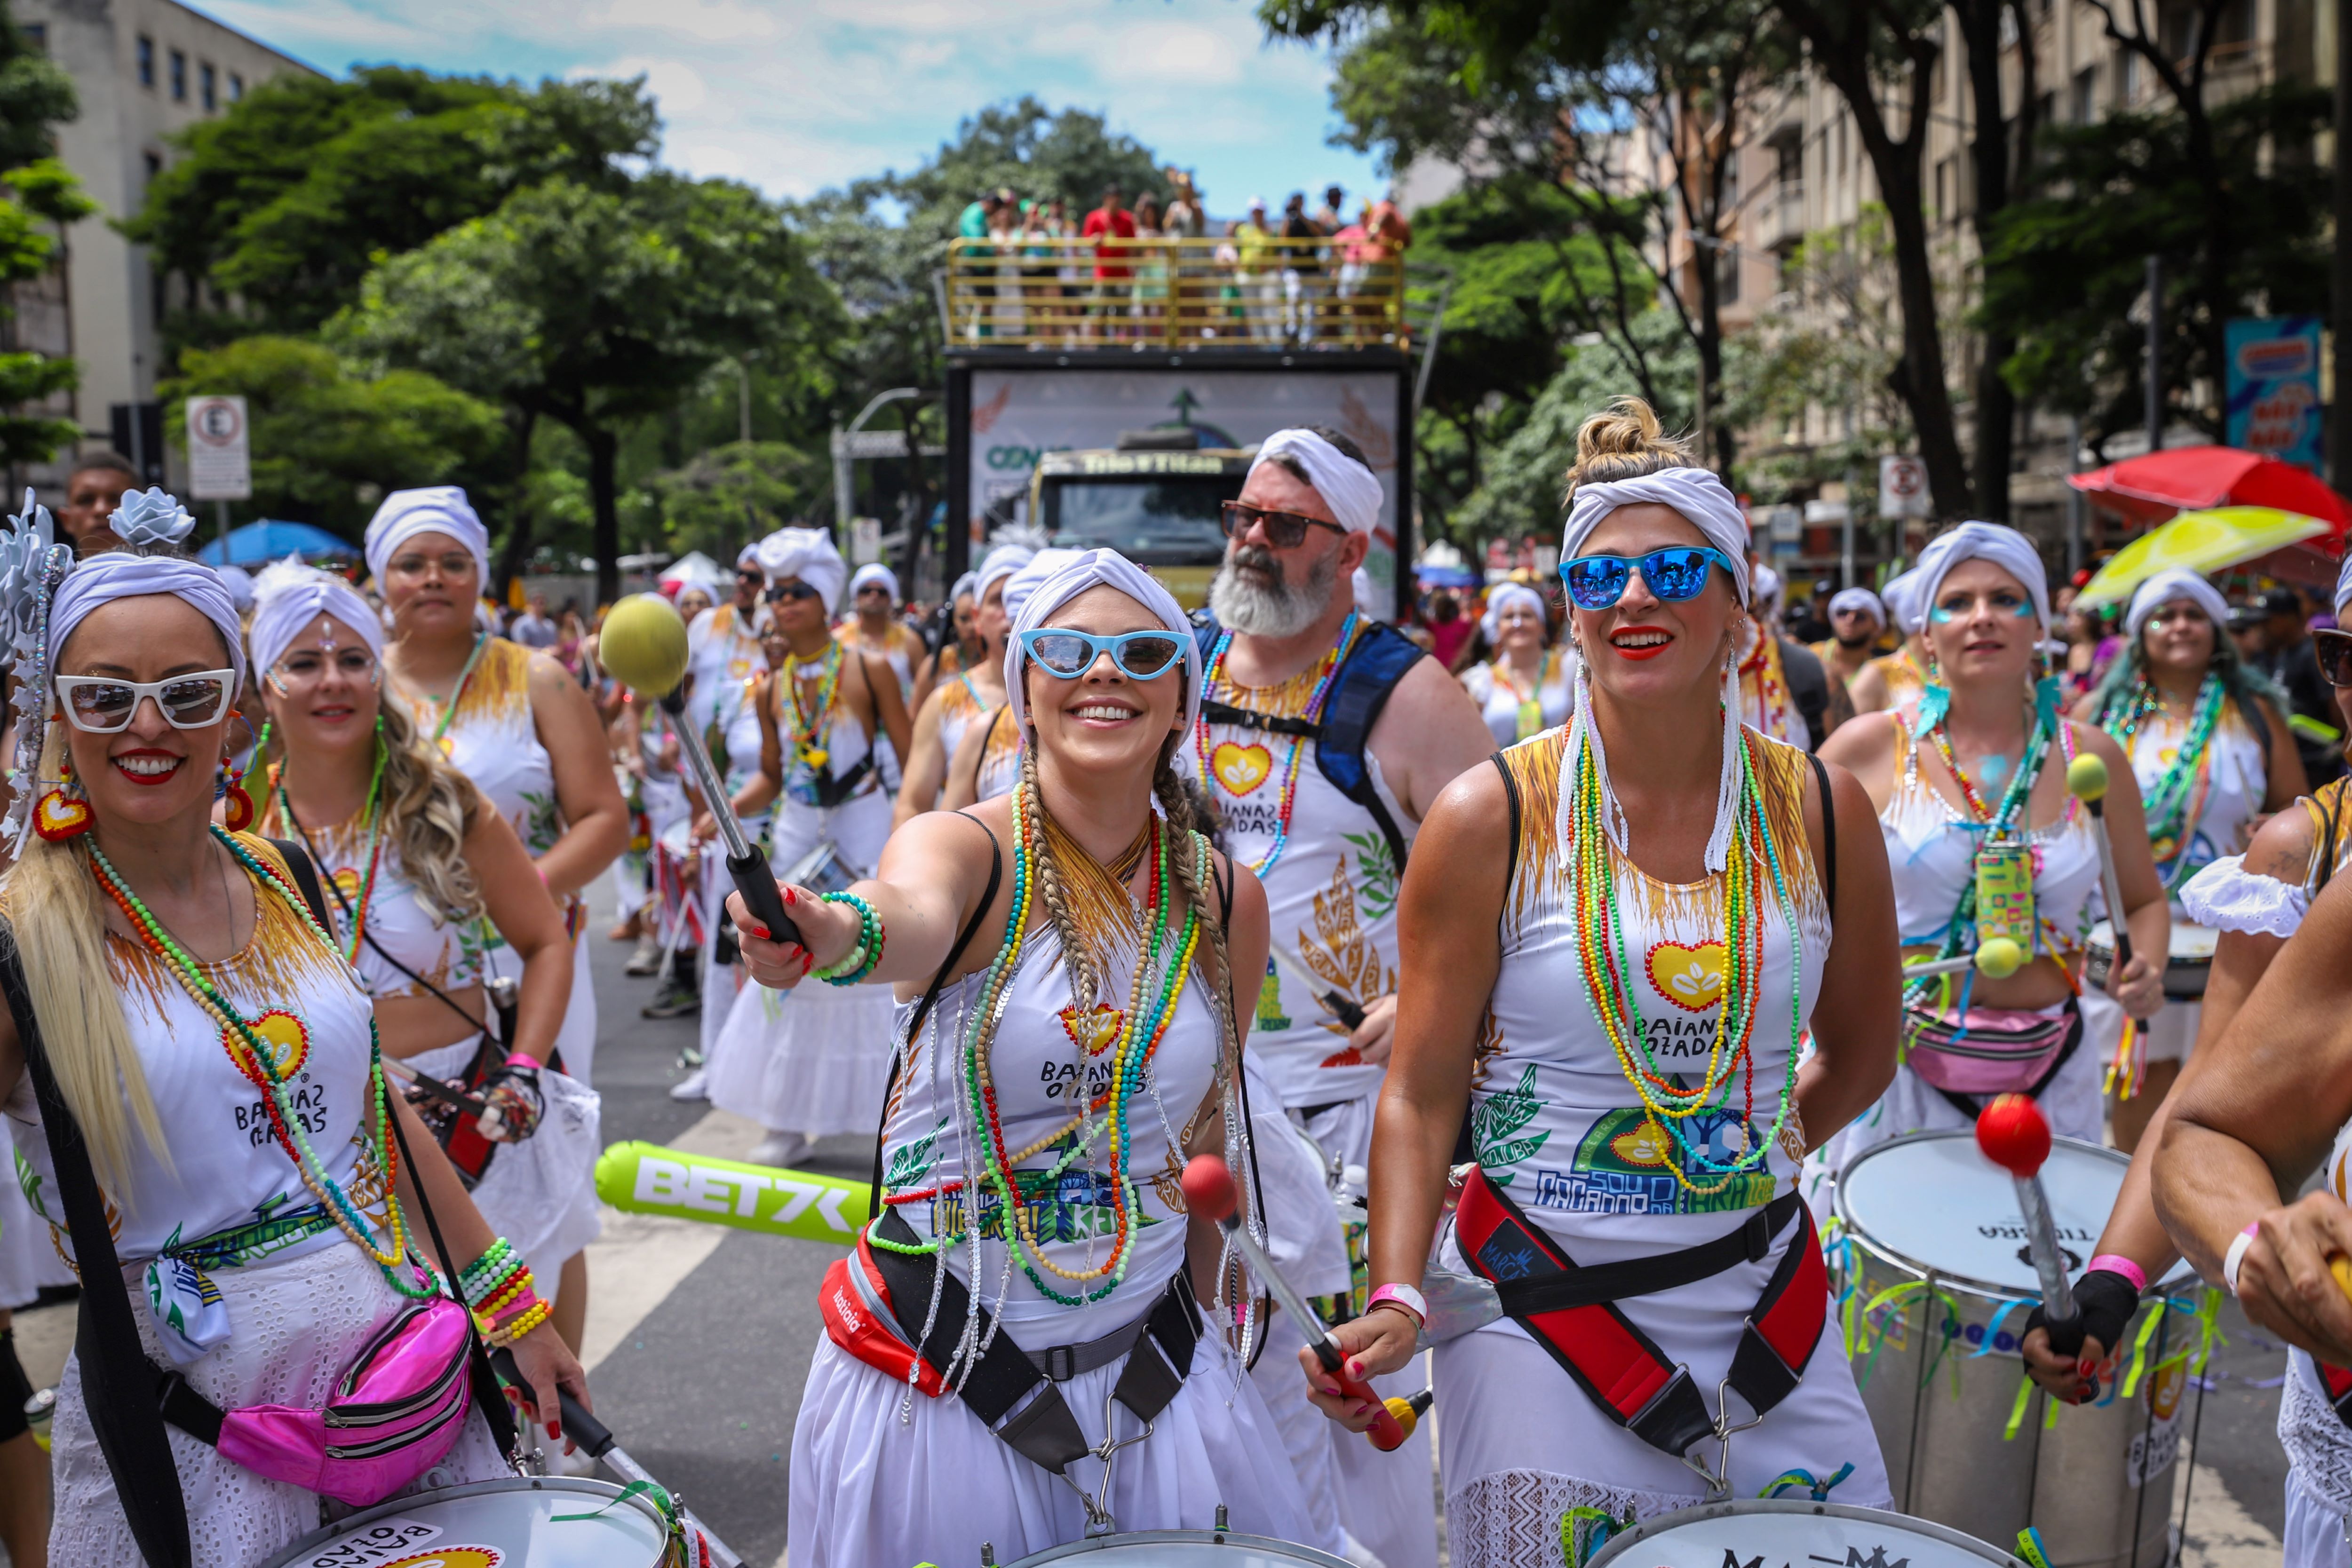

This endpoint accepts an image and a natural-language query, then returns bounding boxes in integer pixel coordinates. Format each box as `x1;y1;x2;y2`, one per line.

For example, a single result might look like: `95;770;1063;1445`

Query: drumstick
2066;755;2144;1025
1180;1154;1410;1452
489;1346;746;1568
1268;944;1367;1030
1975;1093;2083;1352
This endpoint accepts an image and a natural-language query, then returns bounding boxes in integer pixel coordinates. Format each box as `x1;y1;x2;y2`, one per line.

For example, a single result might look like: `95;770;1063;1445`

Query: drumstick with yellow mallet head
2065;752;2152;1085
596;593;800;950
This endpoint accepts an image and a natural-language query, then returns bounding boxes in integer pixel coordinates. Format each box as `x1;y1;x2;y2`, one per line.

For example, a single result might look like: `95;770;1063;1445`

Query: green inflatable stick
596;1140;873;1245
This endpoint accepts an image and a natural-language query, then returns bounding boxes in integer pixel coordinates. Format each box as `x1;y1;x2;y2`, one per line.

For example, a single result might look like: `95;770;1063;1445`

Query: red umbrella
2067;445;2351;531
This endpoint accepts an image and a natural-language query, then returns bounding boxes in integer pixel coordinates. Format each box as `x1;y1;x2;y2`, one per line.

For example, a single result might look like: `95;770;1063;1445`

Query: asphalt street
0;894;2316;1568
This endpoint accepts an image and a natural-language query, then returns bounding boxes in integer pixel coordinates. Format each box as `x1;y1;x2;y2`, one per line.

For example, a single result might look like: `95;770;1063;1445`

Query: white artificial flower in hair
0;489;59;651
112;487;197;547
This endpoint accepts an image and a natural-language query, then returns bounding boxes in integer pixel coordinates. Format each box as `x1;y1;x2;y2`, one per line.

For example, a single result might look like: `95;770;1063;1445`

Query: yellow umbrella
2076;506;2334;608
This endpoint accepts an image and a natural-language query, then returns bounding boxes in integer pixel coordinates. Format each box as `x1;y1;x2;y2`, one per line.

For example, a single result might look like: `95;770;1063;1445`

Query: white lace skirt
405;1039;602;1283
2287;1464;2351;1568
786;1328;1327;1567
1431;1238;1890;1568
48;1240;510;1566
1249;1328;1345;1557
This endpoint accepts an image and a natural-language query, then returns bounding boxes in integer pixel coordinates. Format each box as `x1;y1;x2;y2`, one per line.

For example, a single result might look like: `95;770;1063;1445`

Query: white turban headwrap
364;487;490;590
1248;429;1381;536
756;527;848;615
735;541;763;571
1914;522;2051;633
248;555;384;676
949;571;980;606
1880;568;1925;635
217;565;255;614
1828;586;1887;627
50;492;245;683
1481;582;1547;644
2336;555;2352;621
1004;548;1201;737
2125;568;2230;641
1751;563;1783;610
978;542;1037;603
1558;467;1751;606
1002;548;1088;626
850;562;899;604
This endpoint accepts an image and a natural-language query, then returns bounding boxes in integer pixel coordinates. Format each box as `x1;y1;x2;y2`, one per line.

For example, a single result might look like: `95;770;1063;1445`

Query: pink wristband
2086;1255;2148;1293
1366;1283;1426;1325
501;1053;541;1070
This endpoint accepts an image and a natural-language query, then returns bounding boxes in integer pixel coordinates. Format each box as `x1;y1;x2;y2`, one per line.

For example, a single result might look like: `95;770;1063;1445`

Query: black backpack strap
1312;621;1424;872
872;814;1004;1199
1780;639;1830;752
0;926;194;1568
266;835;334;932
2235;689;2273;768
1806;753;1838;922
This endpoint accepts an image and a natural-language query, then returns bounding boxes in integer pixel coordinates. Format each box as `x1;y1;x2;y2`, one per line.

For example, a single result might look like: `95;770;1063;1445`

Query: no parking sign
185;394;251;500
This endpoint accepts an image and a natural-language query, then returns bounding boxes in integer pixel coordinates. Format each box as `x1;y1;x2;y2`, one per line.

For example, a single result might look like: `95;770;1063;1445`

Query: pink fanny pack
1901;1003;2082;1096
166;1297;475;1507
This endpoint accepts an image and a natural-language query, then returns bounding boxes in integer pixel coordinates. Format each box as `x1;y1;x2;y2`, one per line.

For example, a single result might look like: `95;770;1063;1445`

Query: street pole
2066;415;2085;579
738;361;752;446
2145;254;2165;453
2334;0;2351;493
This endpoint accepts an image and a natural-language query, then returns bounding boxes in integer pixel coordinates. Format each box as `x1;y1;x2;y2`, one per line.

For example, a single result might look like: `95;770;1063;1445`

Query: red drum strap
1454;1164;1826;1459
2322;1361;2352;1425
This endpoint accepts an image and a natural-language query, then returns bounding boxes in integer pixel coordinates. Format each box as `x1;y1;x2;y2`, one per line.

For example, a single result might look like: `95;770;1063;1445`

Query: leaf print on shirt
1302;851;1393;1035
519;789;563;857
884;1117;949;1194
1471;1062;1550;1184
1344;829;1399;924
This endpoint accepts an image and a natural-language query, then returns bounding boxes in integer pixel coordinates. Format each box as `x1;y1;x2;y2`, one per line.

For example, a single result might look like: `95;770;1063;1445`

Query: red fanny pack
819;1231;947;1397
1454;1164;1826;1459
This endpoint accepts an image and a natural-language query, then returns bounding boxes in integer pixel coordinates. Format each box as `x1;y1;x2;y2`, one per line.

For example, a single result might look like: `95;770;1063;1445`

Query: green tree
0;3;90;467
335;173;843;601
1982;86;2332;455
159;337;506;538
125;68;658;336
642;441;827;560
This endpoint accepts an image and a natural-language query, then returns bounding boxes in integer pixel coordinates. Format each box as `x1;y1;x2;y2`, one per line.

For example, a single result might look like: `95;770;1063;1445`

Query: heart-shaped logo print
331;867;365;902
1610;1119;1675;1167
1211;741;1273;796
1058;1002;1125;1057
32;790;90;841
1645;941;1728;1013
230;1009;310;1082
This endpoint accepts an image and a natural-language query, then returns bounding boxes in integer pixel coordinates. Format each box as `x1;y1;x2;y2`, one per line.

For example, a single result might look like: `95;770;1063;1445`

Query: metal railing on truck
939;235;1411;352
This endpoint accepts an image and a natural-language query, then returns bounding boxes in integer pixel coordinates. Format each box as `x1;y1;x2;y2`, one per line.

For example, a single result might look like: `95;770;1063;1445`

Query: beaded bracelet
812;892;884;985
486;1298;554;1347
459;1240;521;1305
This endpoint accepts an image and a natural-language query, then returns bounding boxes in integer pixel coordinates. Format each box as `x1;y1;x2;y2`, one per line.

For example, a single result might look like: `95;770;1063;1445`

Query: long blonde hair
5;723;170;1196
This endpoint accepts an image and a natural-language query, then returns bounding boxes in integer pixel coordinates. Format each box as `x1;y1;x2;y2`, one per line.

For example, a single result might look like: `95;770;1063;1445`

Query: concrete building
14;0;319;490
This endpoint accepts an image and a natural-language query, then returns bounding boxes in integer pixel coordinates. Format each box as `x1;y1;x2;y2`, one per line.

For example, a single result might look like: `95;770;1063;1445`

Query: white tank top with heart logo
1180;621;1411;1110
1478;726;1829;1251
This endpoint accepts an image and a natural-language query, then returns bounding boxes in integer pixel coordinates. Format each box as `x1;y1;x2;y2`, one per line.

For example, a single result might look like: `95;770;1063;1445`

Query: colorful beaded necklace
1493;649;1559;742
87;829;430;1297
2102;674;2225;884
1568;725;1804;1194
423;634;492;747
268;737;390;966
781;640;844;774
1194;610;1357;876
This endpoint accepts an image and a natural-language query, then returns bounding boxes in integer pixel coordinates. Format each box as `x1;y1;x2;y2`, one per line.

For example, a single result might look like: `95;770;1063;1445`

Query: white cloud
575;55;709;114
583;0;779;43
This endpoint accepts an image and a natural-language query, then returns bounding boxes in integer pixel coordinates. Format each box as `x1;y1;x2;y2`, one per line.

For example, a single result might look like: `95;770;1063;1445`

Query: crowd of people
953;169;1413;347
8;408;2352;1568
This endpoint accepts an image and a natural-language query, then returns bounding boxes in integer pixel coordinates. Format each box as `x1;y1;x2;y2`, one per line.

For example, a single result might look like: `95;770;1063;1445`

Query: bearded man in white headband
1188;423;1492;1568
1847;567;1931;718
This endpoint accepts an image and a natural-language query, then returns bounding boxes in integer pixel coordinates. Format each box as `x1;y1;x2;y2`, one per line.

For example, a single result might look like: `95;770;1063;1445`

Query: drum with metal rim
779;838;861;898
260;1476;686;1568
999;1529;1354;1566
2084;918;2216;999
1834;1131;2205;1568
1584;1498;2023;1568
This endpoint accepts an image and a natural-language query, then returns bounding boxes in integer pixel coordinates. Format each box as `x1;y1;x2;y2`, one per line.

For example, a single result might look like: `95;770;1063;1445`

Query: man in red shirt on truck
1082;182;1136;343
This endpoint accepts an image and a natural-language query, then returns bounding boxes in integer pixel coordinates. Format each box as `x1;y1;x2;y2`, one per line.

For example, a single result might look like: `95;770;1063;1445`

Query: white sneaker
746;1131;812;1169
667;1069;708;1102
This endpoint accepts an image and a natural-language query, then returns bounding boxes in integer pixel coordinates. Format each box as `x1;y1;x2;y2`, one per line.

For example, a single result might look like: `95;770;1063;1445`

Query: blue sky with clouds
193;0;1389;216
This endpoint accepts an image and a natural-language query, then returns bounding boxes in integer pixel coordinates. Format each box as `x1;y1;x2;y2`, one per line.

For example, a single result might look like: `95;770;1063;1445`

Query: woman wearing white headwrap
368;489;626;1083
2064;567;2303;1150
945;547;1089;811
894;542;1031;827
724;547;1320;1565
910;566;985;712
1460;580;1568;746
841;560;919;792
245;559;604;1356
706;528;912;1170
1315;400;1901;1556
1846;567;1931;718
2;493;582;1562
1815;522;2167;1194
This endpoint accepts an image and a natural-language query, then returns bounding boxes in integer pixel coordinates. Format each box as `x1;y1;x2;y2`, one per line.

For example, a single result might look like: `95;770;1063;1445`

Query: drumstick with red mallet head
1976;1093;2084;1354
1181;1153;1411;1451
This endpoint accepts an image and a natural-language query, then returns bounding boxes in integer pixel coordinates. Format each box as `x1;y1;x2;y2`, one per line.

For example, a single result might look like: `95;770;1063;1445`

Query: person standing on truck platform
1082;183;1136;347
1183;425;1496;1568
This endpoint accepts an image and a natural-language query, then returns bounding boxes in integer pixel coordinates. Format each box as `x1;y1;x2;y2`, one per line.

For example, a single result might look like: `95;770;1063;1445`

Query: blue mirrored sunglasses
1560;546;1736;610
1020;628;1187;680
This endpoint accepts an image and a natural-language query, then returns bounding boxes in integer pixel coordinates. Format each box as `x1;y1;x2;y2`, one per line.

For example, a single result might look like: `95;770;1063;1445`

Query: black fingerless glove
2025;1264;2140;1361
480;1062;544;1142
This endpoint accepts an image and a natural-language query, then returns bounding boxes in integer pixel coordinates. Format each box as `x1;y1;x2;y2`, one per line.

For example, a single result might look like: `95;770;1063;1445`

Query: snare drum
1003;1529;1353;1566
261;1477;683;1568
1585;1498;2020;1568
779;839;861;898
1834;1132;2202;1568
2084;919;2216;999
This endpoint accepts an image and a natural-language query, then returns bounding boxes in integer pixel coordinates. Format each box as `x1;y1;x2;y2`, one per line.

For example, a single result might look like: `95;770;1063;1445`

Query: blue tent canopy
195;520;359;567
